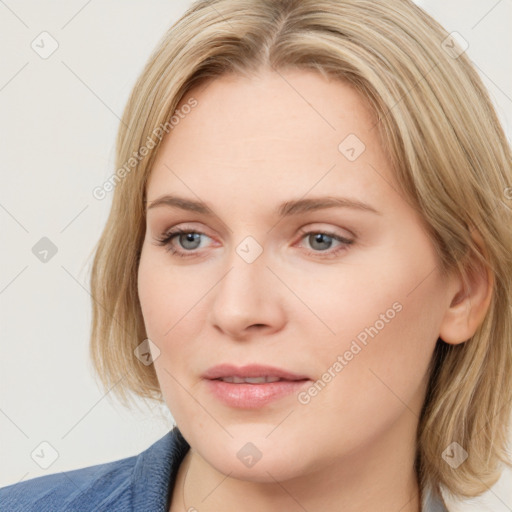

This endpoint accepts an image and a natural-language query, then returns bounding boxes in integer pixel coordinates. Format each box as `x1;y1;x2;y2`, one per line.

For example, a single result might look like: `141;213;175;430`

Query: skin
137;68;493;512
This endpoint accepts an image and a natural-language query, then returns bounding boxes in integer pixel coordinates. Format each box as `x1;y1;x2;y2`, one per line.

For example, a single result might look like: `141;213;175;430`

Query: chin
197;435;311;483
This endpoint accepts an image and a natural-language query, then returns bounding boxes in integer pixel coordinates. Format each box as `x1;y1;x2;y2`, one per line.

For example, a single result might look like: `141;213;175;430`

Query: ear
438;229;494;345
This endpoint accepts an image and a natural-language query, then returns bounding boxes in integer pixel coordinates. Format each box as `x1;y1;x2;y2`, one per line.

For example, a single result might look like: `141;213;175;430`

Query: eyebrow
145;194;382;217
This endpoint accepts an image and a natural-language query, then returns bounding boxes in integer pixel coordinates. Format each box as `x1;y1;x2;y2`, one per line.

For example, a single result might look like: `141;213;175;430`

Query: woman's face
138;69;455;482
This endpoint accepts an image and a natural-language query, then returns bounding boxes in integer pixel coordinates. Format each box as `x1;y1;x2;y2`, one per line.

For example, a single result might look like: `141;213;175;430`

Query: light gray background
1;1;511;510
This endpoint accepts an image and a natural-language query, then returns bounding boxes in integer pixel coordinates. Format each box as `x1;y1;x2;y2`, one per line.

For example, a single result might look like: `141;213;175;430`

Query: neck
170;411;422;512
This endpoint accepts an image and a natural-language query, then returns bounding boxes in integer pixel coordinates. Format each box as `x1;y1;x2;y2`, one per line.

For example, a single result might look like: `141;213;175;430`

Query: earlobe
438;230;494;345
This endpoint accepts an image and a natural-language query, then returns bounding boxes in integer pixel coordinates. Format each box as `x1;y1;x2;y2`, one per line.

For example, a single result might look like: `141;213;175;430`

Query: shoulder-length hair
88;0;512;500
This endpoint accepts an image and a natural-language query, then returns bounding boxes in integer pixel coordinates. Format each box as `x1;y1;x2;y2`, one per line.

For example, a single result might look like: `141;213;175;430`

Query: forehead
147;69;394;206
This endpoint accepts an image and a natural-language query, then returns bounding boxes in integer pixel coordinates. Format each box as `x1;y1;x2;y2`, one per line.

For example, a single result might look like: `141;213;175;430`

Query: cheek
137;253;202;417
137;248;215;384
295;247;443;408
290;292;439;457
137;248;200;338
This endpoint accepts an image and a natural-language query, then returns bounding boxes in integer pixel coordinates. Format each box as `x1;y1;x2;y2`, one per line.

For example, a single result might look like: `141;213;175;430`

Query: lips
203;364;312;409
202;363;310;382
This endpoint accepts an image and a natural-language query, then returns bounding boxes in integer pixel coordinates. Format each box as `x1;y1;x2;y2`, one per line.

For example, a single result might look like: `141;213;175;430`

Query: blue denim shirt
0;426;449;511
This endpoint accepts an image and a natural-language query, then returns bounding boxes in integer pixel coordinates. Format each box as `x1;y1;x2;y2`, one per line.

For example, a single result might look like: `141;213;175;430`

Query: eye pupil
310;233;333;251
180;232;201;249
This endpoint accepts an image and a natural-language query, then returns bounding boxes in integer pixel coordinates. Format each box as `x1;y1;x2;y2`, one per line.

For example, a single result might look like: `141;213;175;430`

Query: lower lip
204;378;311;409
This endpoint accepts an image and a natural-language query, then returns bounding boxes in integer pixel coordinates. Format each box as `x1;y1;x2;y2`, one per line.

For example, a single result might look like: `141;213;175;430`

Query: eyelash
153;226;354;260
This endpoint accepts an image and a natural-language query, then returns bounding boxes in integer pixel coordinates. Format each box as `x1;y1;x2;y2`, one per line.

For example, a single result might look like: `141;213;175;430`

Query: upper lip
202;364;310;381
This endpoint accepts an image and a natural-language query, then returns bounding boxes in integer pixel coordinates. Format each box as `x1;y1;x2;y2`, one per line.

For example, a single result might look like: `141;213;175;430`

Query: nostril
249;324;266;329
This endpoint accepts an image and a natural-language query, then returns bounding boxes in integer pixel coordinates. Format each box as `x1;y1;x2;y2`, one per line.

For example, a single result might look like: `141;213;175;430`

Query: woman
1;0;511;511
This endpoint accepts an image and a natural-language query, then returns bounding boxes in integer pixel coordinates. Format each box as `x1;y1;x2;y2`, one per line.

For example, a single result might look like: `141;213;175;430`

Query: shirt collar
131;426;190;511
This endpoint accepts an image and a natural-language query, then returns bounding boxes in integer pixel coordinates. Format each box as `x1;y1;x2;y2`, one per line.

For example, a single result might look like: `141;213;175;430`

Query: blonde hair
89;0;512;500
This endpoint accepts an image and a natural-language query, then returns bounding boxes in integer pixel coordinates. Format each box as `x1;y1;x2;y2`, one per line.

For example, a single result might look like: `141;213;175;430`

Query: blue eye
153;227;354;259
153;229;208;257
170;231;203;251
305;232;341;251
296;228;354;259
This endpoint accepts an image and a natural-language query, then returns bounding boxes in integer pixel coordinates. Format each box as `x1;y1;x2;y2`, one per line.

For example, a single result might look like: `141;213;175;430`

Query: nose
208;247;286;340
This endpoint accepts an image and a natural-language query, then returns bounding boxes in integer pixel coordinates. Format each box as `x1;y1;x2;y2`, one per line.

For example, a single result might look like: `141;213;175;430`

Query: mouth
202;363;310;382
212;376;307;384
202;364;312;408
